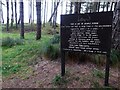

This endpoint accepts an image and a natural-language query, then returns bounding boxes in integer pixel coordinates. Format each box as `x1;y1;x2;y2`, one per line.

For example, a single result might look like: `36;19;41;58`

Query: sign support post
104;54;110;86
61;51;65;76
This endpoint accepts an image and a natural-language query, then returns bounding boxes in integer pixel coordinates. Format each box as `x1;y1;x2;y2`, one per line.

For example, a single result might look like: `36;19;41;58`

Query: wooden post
61;51;65;76
104;54;110;86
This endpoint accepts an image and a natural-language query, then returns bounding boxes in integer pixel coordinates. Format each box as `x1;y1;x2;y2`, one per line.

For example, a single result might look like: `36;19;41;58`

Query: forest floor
1;28;119;89
2;57;119;89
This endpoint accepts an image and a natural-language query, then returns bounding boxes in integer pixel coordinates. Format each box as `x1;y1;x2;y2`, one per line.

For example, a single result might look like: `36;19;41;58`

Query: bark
78;2;81;13
106;2;110;11
50;0;54;25
112;1;120;50
74;2;78;14
18;2;20;25
0;2;4;23
110;2;114;11
36;1;41;40
1;10;4;23
11;0;14;27
29;0;32;24
43;0;46;27
0;1;1;23
65;1;68;14
20;0;24;39
18;17;20;24
102;2;106;12
86;2;89;13
32;0;34;23
70;2;73;14
92;2;98;12
46;1;48;23
53;1;57;31
114;2;117;11
97;2;100;12
6;0;9;31
15;0;17;28
48;0;60;22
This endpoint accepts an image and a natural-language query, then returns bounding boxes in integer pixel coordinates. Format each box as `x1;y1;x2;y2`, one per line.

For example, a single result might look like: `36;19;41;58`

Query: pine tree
36;1;41;40
20;0;24;39
14;0;17;28
6;0;9;31
11;0;14;27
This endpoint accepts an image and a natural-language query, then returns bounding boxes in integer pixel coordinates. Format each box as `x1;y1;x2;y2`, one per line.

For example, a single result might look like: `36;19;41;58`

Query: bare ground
2;57;119;89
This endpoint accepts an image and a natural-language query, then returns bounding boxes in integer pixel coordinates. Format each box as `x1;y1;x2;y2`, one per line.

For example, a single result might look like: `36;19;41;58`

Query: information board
60;11;113;55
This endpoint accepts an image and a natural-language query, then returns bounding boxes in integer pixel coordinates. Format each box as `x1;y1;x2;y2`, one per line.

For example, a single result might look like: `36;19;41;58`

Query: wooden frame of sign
60;11;113;86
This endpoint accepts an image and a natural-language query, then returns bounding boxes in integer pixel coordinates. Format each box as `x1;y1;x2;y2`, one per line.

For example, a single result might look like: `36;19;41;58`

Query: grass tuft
52;74;68;86
2;37;24;47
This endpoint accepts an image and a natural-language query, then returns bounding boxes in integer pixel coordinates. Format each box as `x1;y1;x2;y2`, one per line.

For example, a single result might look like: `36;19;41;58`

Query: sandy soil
2;57;119;89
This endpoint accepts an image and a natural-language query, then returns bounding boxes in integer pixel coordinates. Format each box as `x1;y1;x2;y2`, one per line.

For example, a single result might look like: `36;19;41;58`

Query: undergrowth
2;37;24;47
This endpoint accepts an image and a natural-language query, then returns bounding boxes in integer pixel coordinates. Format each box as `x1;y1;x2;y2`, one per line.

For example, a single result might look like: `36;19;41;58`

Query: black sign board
60;11;113;86
61;11;113;55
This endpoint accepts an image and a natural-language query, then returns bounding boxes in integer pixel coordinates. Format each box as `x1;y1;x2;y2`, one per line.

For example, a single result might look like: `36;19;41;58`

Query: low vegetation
2;29;119;78
52;74;68;86
1;23;119;89
92;69;105;79
2;31;53;77
2;37;24;47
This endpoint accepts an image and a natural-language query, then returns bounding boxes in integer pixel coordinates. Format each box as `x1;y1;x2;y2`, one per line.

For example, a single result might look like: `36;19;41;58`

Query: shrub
42;23;53;34
92;81;101;88
110;49;120;65
40;37;60;60
52;74;67;85
50;34;60;44
2;37;15;47
2;37;24;47
14;38;24;45
92;69;104;78
42;22;59;35
42;42;60;59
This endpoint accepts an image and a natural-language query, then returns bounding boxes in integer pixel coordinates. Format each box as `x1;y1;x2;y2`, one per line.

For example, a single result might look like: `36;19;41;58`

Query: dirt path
2;57;119;88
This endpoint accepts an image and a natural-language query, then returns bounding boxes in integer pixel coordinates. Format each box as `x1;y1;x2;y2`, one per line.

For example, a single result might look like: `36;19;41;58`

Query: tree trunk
20;0;24;39
6;0;9;31
97;2;100;12
86;2;89;13
48;0;60;22
46;1;48;23
32;0;34;23
1;9;4;23
112;1;120;50
92;2;98;12
102;2;106;12
74;2;78;14
65;1;68;14
0;1;4;23
18;2;20;25
50;0;53;25
70;2;73;14
29;0;32;24
14;0;17;28
43;0;46;27
110;2;114;11
114;2;117;11
11;0;14;27
78;2;81;13
36;1;41;40
106;2;110;11
53;1;57;32
0;1;2;23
